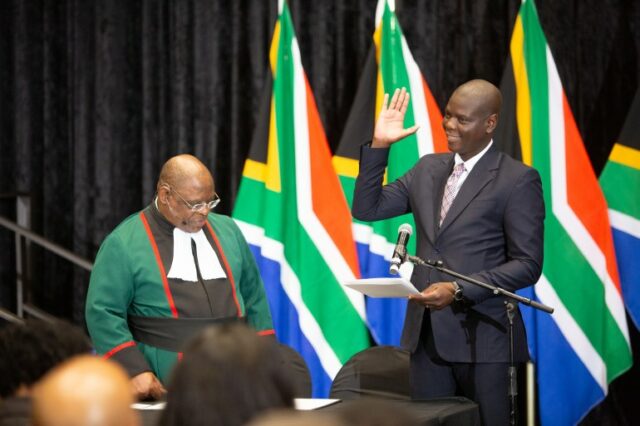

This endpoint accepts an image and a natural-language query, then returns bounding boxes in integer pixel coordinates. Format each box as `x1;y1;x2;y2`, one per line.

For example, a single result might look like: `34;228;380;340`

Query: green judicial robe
85;204;274;383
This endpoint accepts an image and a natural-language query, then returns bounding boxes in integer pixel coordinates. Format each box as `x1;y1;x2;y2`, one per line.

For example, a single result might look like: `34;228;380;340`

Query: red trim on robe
205;221;243;317
103;341;136;359
257;329;275;336
140;213;179;318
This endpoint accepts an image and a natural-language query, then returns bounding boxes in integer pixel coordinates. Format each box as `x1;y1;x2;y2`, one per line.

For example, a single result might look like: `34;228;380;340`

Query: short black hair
160;322;295;426
0;319;92;397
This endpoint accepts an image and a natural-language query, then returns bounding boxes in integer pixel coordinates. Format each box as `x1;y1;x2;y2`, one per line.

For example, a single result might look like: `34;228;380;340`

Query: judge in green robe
86;154;274;400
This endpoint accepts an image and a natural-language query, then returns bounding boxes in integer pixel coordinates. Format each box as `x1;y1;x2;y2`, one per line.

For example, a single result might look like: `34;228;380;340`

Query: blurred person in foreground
31;355;139;426
85;154;274;400
160;322;294;426
0;319;91;426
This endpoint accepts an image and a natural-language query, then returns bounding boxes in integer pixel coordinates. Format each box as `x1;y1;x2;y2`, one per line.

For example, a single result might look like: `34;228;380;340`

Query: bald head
442;79;502;161
156;154;217;233
452;79;502;117
158;154;214;191
32;355;139;426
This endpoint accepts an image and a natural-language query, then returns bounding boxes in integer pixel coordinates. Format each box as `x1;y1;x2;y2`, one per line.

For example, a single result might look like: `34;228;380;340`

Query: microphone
389;223;413;275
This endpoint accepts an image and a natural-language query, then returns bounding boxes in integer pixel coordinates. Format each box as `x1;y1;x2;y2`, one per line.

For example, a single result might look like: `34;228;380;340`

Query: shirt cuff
107;343;152;378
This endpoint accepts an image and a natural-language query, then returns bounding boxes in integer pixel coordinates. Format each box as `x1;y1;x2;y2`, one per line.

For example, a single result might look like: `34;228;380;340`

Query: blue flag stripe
356;242;407;345
248;244;333;396
612;228;640;329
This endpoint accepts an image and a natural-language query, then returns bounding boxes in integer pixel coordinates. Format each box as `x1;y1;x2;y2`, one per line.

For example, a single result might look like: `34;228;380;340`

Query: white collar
454;140;493;172
166;226;227;282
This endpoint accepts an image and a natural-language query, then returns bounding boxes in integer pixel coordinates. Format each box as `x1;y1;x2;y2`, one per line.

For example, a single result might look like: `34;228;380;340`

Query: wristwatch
452;281;463;301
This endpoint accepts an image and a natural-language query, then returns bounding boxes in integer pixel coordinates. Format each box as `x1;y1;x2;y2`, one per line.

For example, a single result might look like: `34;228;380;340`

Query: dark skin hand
409;282;457;310
371;87;419;148
131;371;167;401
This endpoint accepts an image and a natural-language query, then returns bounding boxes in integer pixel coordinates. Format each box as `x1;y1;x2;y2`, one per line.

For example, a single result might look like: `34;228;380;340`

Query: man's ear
157;184;171;204
486;113;498;133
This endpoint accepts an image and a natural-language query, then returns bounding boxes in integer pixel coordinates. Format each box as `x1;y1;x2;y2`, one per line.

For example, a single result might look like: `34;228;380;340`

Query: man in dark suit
352;80;545;425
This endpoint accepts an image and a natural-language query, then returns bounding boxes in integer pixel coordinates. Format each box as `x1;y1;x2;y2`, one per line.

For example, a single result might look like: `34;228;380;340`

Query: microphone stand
405;254;553;426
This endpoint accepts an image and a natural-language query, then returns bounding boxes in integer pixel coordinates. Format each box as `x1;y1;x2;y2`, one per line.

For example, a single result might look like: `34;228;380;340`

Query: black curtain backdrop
1;0;639;423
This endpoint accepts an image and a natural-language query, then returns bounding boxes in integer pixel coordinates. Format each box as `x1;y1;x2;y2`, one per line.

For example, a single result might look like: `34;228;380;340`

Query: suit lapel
437;147;501;236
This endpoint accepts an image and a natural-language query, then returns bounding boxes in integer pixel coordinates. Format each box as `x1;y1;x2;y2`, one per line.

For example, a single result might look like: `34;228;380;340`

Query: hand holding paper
409;282;456;310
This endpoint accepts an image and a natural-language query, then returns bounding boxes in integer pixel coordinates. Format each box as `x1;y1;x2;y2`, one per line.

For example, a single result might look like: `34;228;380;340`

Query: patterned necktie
439;162;466;226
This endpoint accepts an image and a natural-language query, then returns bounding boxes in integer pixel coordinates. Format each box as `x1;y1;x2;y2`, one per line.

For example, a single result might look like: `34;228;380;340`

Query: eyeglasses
168;186;220;212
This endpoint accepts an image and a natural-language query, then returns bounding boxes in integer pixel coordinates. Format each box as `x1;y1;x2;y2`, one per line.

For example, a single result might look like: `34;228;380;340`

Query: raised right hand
372;87;419;148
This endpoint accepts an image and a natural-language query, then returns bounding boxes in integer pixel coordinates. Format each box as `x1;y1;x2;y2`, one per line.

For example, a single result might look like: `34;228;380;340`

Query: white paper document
131;399;337;412
343;277;419;298
132;402;166;410
294;398;340;410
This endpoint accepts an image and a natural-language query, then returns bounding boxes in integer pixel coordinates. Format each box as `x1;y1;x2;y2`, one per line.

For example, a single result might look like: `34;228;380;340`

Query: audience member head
31;355;139;426
0;319;91;398
160;322;295;426
156;154;218;233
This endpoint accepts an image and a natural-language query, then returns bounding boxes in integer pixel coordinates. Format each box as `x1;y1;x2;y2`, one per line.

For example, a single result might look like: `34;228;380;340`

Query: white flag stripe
536;274;608;392
375;0;392;25
401;36;435;158
609;209;640;239
352;223;396;260
546;49;630;345
234;219;343;378
290;37;367;321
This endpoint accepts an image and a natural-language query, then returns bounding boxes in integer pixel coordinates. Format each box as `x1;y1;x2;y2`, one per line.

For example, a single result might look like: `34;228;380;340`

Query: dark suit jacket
352;144;545;363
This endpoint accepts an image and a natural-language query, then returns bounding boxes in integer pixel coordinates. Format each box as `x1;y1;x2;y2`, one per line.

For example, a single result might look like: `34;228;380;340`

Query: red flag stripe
422;78;448;154
306;76;361;277
562;95;622;293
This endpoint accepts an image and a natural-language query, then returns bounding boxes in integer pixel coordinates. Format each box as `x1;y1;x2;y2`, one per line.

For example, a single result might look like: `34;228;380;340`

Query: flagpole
527;361;535;426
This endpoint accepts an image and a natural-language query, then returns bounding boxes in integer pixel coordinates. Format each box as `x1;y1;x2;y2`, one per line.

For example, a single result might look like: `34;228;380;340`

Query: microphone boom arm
405;254;554;314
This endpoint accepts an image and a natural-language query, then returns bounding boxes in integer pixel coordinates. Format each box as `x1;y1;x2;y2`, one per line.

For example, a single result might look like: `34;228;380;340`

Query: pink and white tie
439;163;466;226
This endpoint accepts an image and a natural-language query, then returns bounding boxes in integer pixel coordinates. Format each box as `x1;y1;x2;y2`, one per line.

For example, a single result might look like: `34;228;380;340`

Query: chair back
329;345;410;400
277;343;312;398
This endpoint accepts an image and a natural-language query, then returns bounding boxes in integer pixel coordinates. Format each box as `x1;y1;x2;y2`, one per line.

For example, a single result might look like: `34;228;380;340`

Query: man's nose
194;205;211;214
443;117;456;129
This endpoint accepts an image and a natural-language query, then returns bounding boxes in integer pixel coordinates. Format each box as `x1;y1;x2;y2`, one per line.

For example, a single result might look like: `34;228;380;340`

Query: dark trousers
410;313;511;426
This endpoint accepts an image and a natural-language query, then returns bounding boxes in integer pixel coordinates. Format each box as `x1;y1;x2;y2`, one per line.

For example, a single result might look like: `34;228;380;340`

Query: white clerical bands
167;227;227;282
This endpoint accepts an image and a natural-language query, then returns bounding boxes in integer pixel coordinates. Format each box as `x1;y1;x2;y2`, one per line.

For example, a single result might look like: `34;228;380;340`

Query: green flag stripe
520;0;630;381
292;228;368;362
275;8;369;361
542;216;631;380
521;2;552;203
356;3;420;255
338;176;356;207
380;2;419;182
235;172;371;360
600;162;640;219
234;177;279;227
